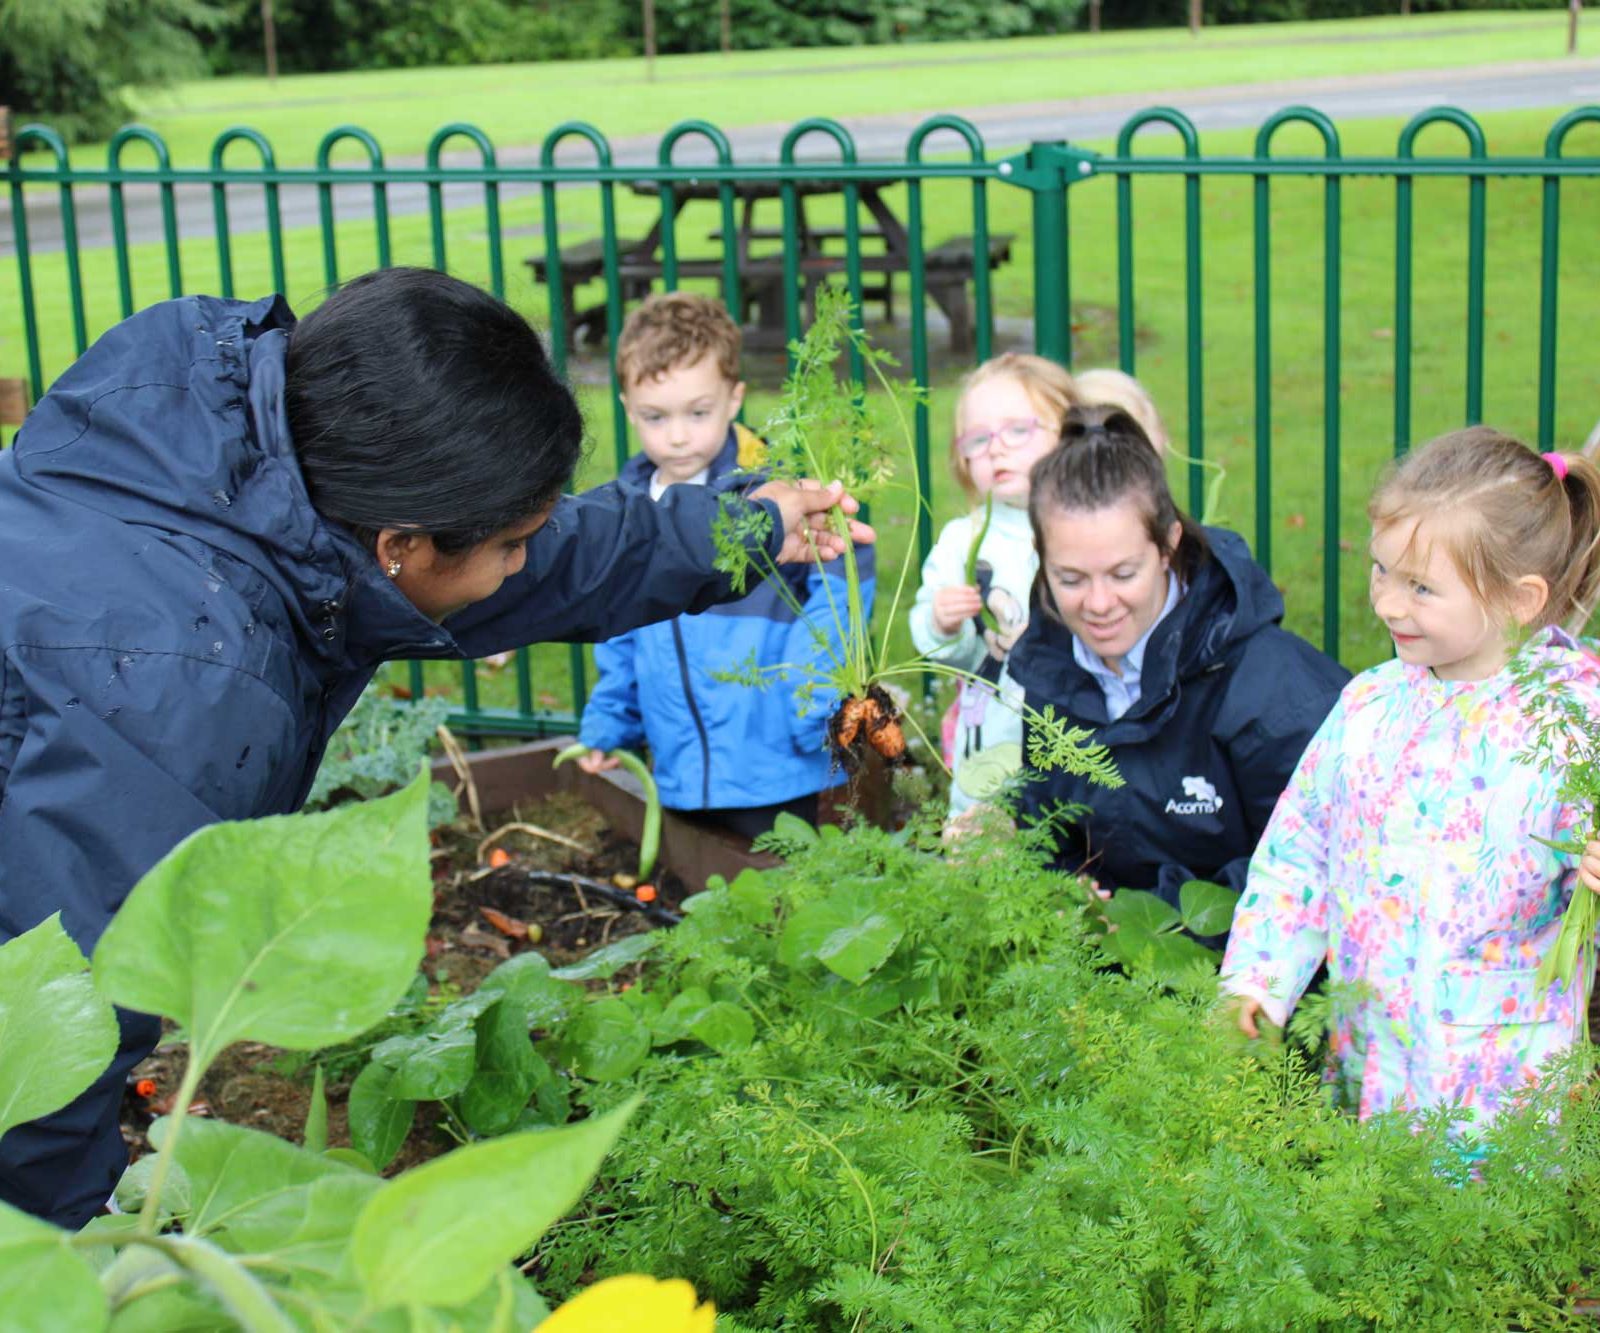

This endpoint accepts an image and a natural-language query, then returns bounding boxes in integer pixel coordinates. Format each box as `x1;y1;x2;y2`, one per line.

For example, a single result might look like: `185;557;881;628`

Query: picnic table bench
525;177;1013;355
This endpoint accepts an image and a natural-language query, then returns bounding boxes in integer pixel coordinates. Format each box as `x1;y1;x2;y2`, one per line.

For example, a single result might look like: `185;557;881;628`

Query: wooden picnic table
526;176;1011;355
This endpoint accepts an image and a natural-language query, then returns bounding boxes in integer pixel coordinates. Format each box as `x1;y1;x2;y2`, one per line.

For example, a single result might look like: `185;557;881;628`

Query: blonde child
1222;428;1600;1129
908;354;1077;816
1072;367;1170;455
577;293;869;838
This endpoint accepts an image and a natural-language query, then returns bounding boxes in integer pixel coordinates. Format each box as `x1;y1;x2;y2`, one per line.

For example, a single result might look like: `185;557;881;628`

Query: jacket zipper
671;620;712;807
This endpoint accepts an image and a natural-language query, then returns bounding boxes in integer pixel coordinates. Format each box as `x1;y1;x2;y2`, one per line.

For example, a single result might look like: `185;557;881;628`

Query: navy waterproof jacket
0;293;788;1224
579;428;874;810
1008;527;1349;908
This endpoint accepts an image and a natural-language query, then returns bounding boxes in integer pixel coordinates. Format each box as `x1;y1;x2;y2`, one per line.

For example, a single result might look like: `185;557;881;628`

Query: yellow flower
540;1275;716;1333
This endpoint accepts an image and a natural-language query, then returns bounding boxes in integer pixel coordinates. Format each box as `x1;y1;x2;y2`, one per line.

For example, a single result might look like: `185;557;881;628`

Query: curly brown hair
616;291;742;390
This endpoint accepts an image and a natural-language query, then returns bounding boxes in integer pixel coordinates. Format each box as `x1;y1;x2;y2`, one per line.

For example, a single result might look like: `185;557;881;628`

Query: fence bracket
994;142;1100;190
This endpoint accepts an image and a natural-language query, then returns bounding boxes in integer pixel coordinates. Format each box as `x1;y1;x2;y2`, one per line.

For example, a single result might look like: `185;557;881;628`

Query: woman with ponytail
1008;407;1348;920
1223;427;1600;1131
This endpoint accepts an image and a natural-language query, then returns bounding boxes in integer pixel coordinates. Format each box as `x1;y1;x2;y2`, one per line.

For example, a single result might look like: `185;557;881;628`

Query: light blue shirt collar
1071;572;1181;721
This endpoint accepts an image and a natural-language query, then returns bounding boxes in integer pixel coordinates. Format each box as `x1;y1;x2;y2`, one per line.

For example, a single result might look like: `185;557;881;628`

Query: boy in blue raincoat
577;294;871;837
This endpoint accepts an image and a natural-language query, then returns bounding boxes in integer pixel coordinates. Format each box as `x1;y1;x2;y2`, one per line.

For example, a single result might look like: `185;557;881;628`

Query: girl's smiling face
1368;517;1513;681
957;375;1060;506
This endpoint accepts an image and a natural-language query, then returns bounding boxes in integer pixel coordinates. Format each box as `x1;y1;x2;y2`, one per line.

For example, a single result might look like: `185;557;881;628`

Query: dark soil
121;791;683;1173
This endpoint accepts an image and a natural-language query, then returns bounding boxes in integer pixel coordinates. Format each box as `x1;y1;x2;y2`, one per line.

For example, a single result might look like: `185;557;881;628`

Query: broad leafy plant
307;683;459;828
0;771;637;1330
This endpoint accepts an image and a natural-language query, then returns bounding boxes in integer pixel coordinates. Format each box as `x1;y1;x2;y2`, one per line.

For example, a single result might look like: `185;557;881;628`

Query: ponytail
1028;406;1208;618
1547;450;1600;631
1368;427;1600;631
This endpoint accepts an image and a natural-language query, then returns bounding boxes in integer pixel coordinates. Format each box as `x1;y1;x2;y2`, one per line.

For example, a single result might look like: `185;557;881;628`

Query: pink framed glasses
954;417;1042;461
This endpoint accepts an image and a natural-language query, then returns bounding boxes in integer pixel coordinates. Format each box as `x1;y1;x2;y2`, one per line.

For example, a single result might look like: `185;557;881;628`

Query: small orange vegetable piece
635;884;657;904
134;1078;157;1099
487;847;512;868
480;906;530;939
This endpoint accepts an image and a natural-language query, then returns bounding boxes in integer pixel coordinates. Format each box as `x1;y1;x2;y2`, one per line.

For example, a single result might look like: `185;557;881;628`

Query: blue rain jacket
0;292;787;1225
1008;527;1349;914
578;427;874;809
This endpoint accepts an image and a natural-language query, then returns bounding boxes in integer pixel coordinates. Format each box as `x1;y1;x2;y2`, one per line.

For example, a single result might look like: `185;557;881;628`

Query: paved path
4;58;1597;257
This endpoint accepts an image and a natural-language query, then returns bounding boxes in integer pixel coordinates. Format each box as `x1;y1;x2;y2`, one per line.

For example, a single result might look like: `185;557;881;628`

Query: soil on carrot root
121;792;686;1174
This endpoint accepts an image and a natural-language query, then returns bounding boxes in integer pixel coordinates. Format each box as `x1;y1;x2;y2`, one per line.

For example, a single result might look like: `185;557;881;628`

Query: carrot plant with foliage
1511;634;1600;1033
531;814;1600;1330
711;285;1120;787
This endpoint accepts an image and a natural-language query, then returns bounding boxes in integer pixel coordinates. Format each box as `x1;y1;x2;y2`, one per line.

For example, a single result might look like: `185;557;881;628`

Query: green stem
862;348;930;680
125;1234;297;1332
828;507;870;694
607;749;660;882
137;1054;205;1233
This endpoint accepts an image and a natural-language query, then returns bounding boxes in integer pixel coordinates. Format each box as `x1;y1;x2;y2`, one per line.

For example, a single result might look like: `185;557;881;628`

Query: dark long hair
285;267;585;556
1028;406;1208;620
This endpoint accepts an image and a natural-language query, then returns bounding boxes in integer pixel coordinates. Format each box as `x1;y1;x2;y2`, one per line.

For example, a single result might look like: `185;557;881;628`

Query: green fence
5;105;1600;737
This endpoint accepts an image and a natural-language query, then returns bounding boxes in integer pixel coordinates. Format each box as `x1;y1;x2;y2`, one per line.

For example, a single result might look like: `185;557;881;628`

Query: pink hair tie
1543;451;1569;481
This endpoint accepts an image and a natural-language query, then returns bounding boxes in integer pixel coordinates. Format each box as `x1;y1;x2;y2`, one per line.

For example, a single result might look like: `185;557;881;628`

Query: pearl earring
386;560;402;578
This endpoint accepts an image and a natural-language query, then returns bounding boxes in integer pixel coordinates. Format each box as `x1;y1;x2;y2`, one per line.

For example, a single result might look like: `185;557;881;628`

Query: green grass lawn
12;12;1587;168
4;100;1598;731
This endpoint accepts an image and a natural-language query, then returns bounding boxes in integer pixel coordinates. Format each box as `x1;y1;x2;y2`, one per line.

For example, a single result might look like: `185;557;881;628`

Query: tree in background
203;0;633;75
625;0;1087;52
0;0;222;140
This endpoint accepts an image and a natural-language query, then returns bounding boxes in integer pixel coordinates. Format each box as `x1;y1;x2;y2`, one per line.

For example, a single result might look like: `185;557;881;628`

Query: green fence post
1024;140;1071;366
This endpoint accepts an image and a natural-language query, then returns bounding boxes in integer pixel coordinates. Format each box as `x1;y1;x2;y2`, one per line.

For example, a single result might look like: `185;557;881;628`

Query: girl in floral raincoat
1221;427;1600;1129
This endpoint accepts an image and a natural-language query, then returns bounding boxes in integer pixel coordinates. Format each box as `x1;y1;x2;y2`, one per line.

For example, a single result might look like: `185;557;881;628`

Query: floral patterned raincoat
1220;627;1600;1127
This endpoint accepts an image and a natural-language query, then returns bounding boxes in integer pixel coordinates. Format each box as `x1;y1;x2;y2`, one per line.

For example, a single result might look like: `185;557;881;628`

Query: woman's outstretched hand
749;479;876;564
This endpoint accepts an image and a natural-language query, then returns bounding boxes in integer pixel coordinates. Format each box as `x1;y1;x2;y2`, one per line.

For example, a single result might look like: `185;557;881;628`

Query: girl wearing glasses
909;353;1078;818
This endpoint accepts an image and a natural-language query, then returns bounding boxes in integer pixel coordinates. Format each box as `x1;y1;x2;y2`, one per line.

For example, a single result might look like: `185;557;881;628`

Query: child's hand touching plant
930;584;985;638
1579;839;1600;896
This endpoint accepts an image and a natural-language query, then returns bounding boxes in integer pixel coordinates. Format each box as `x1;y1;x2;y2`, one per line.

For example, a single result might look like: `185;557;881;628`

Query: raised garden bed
121;736;779;1174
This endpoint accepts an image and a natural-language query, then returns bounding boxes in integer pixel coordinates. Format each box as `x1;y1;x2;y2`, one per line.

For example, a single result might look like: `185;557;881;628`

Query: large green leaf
105;1284;225;1332
777;878;902;982
347;1061;419;1172
214;1173;380;1280
0;1200;109;1332
1178;879;1242;937
1101;889;1182;935
652;989;755;1053
351;1098;638;1312
476;952;578;1028
172;1116;369;1243
1105;927;1220;979
815;911;904;984
93;772;432;1070
0;914;119;1137
459;1000;542;1136
569;997;650;1081
370;1016;478;1101
550;932;660;981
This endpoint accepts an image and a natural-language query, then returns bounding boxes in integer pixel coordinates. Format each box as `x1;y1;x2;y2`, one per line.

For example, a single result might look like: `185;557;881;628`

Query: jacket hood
10;294;452;669
1009;526;1285;729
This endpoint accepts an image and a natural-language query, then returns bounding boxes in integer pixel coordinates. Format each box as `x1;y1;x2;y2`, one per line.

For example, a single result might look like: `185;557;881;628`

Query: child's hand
931;584;984;637
577;749;620;776
1231;995;1264;1039
748;480;875;564
1580;840;1600;895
